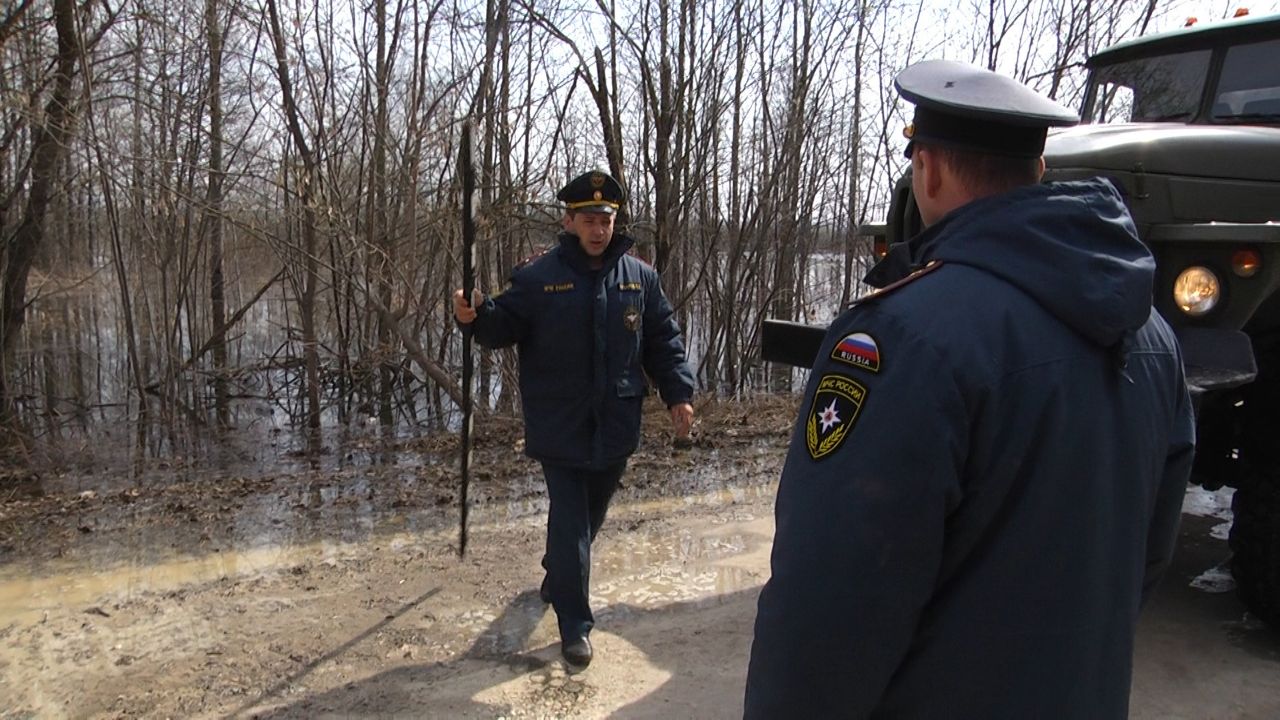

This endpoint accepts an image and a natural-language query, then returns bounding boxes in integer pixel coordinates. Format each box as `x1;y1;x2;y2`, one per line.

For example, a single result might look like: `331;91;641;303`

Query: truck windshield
1086;50;1210;123
1211;38;1280;122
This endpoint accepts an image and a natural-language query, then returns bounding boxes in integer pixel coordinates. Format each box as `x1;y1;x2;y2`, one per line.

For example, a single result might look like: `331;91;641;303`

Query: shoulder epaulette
514;246;553;271
846;260;943;309
625;249;654;268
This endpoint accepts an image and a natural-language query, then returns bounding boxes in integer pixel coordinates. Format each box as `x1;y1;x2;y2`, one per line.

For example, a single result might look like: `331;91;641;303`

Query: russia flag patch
831;332;881;373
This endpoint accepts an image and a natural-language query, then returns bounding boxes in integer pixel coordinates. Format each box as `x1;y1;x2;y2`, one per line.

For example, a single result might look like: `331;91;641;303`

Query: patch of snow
1182;485;1234;522
1190;563;1235;594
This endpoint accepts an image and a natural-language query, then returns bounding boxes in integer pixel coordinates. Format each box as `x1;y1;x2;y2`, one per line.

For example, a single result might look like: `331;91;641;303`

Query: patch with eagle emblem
805;374;867;460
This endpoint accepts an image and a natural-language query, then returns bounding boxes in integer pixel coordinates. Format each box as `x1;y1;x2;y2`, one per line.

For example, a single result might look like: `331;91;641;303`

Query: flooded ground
2;395;1279;718
0;396;796;718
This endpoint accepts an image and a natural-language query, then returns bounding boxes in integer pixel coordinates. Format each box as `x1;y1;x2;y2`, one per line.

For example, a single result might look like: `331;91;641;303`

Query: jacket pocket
616;376;644;398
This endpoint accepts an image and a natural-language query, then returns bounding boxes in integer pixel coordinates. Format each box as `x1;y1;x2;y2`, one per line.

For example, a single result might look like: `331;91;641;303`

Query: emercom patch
831;332;881;372
806;374;867;460
623;305;641;332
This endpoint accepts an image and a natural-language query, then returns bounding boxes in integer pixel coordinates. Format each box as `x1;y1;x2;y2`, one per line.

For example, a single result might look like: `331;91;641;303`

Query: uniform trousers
541;461;626;640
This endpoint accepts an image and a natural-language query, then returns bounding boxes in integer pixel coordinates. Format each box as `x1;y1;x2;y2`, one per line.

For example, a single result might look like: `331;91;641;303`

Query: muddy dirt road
1;397;1278;718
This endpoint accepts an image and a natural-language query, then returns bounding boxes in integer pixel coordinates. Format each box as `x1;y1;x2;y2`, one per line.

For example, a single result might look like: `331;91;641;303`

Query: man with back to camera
453;169;695;669
744;60;1195;718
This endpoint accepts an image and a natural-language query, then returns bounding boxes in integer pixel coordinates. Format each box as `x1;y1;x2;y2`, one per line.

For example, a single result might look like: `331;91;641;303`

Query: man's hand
670;402;694;446
453;288;483;324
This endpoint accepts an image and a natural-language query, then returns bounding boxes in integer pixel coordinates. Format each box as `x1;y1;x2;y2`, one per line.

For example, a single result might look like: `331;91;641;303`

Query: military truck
763;11;1280;626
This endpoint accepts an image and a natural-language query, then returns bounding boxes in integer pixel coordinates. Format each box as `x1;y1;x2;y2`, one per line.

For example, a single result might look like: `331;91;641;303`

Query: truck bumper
760;320;827;369
761;320;1259;397
1176;326;1256;395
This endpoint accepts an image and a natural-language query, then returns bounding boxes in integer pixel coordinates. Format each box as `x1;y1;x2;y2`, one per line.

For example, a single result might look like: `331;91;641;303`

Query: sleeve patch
831;332;881;373
806;374;868;460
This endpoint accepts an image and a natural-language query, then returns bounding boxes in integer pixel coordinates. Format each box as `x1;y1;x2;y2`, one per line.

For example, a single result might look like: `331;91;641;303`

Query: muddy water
0;542;354;627
0;397;802;718
0;439;784;632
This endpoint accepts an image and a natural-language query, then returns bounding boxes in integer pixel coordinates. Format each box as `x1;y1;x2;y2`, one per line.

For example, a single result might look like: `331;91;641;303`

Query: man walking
454;169;695;668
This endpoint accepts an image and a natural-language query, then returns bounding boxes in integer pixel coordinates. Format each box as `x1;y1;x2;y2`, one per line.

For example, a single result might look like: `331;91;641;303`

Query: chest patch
623;305;642;332
831;332;881;373
619;282;643;291
806;374;867;460
543;282;575;293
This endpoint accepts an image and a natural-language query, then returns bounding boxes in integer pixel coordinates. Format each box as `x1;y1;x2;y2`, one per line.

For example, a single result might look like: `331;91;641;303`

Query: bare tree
205;0;229;425
264;0;322;432
0;0;1201;467
1;0;89;454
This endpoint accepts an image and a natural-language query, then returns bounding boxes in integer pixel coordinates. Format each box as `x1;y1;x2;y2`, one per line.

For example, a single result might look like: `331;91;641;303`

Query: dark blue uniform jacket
472;232;695;469
745;178;1195;719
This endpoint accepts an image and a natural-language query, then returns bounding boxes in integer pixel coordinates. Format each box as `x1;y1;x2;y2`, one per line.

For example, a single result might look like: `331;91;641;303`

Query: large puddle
0;447;783;628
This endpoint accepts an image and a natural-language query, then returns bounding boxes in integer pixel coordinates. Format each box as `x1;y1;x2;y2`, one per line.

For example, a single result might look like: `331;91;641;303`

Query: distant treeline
0;0;1198;461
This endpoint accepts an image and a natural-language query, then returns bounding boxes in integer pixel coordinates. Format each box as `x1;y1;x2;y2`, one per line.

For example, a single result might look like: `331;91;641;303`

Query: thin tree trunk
0;0;81;455
205;0;228;426
265;0;322;432
371;0;395;426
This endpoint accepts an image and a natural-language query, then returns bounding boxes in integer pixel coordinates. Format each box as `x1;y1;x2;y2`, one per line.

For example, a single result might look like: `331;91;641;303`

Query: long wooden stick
459;121;476;557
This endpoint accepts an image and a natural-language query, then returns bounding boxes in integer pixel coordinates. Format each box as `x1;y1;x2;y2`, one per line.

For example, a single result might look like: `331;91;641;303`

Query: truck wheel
1230;473;1280;627
1229;334;1280;628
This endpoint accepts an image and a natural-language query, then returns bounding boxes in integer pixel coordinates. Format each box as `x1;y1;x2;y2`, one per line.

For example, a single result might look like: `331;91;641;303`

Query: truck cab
1055;11;1280;630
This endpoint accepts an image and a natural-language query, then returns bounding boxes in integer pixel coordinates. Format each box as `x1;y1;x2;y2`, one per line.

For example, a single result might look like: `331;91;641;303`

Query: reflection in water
12;253;850;480
15;272;466;475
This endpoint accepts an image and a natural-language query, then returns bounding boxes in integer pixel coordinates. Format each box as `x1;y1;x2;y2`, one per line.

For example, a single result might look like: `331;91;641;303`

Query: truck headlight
1173;266;1220;316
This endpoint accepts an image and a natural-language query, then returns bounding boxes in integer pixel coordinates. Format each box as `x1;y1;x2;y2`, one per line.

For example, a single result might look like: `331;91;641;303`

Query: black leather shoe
562;635;592;668
539;576;551;604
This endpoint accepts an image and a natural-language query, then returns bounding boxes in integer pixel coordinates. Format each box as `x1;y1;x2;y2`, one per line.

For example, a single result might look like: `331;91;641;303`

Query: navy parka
471;231;695;469
745;179;1196;719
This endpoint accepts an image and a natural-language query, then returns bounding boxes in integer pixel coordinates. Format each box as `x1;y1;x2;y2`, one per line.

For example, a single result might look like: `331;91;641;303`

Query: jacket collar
863;218;949;288
557;231;636;274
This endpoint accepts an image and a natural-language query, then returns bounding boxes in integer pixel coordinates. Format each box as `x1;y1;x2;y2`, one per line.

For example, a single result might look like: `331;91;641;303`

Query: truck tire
1229;334;1280;628
1230;472;1280;627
